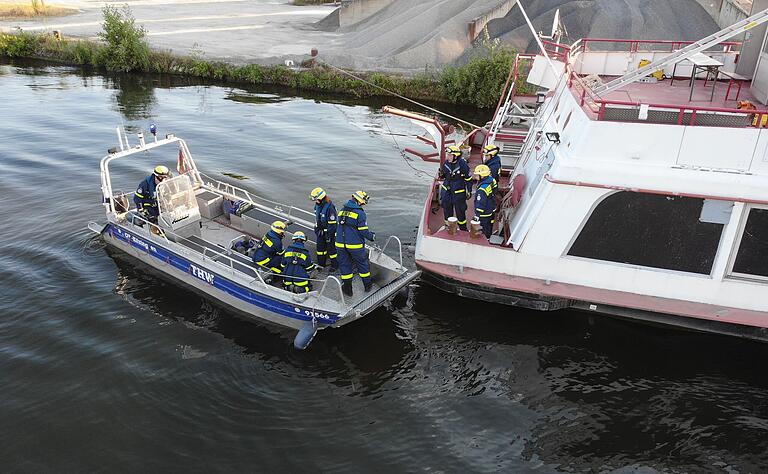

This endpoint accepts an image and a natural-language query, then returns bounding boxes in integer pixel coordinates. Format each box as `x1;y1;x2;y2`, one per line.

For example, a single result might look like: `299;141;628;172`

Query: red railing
541;39;571;63
593;99;767;128
572;38;742;55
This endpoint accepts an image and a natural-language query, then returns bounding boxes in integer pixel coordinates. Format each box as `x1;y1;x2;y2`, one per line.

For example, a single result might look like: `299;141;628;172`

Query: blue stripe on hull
106;224;340;325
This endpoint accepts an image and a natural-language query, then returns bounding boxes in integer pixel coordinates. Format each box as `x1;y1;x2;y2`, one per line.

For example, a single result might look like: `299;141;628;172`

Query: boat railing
200;173;315;222
594;99;765;128
313;276;346;313
373;235;404;268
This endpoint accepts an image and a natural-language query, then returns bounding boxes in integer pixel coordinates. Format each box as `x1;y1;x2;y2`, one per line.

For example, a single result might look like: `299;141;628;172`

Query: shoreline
0;30;525;109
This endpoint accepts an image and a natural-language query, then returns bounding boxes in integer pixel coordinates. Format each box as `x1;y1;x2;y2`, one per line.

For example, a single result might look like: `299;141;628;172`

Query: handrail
575;37;741;54
313;276;345;314
594;98;767;127
487;53;536;146
374;235;404;268
200;173;315;222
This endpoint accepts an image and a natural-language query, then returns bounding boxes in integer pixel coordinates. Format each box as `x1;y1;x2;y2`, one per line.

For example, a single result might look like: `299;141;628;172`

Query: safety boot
364;282;373;292
342;281;353;297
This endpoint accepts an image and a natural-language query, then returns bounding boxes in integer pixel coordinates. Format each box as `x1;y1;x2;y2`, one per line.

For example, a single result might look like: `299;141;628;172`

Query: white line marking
147;24;266;35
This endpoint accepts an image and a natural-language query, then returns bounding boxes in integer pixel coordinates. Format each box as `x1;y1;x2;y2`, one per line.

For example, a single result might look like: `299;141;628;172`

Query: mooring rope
316;59;485;130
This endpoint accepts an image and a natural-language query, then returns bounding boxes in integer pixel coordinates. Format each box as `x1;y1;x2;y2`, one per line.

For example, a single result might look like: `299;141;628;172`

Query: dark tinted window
568;192;725;274
732;208;768;278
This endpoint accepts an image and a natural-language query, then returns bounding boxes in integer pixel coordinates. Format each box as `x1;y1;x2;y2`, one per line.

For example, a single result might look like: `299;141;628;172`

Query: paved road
0;0;339;65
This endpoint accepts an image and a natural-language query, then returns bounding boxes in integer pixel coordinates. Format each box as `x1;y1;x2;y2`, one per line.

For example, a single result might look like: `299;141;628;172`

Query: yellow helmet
271;220;287;234
483;144;500;157
292;231;307;241
309;187;326;201
352;190;370;205
446;145;462;157
153;165;170;179
474;164;491;177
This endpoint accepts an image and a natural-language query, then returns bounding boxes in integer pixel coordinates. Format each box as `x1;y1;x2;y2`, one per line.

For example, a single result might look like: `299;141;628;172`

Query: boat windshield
157;174;200;228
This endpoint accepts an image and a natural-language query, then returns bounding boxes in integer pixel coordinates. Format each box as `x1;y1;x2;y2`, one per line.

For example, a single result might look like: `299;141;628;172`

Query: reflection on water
1;57;767;472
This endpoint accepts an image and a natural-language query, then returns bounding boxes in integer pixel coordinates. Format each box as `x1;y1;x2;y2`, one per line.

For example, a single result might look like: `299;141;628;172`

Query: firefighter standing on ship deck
309;187;338;270
281;231;317;293
482;144;502;191
335;190;375;297
474;165;497;239
439;145;472;230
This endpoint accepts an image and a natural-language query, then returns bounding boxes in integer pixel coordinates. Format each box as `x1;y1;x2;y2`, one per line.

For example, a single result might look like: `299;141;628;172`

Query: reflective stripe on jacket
335;199;374;249
281;242;316;286
252;229;284;265
314;200;337;237
474;176;497;219
133;174;158;210
439;158;472;195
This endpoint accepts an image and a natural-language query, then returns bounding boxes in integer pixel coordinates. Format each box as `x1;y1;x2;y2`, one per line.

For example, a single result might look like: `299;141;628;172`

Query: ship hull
417;259;768;342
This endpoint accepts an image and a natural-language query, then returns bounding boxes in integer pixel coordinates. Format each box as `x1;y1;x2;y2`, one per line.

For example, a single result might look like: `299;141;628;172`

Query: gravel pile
320;0;720;71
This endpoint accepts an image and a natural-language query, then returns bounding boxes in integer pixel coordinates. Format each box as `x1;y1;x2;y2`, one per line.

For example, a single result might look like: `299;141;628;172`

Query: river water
1;59;767;472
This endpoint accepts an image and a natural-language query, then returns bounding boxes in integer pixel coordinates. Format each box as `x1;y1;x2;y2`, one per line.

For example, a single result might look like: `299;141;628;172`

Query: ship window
568;192;725;274
732;207;768;278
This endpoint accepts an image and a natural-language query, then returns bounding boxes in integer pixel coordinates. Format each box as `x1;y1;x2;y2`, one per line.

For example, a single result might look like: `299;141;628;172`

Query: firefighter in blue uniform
133;165;170;223
439;145;472;230
309;187;338;270
473;165;497;239
281;231;317;293
252;220;286;274
482;144;502;191
335;190;375;297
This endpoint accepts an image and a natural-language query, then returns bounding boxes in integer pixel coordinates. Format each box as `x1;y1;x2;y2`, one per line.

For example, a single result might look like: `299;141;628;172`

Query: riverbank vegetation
0;0;75;18
0;5;528;108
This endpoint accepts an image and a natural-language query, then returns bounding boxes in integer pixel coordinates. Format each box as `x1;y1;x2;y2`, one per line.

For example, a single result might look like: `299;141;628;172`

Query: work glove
466;192;472;200
370;232;376;242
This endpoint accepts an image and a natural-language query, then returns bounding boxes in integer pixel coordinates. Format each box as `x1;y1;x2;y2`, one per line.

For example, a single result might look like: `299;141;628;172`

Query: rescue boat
88;129;420;349
388;9;768;341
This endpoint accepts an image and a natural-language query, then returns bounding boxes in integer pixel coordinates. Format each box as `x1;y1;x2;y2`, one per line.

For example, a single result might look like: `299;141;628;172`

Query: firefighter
133;165;171;223
252;220;286;274
482;144;502;190
439;145;472;230
473;165;497;239
309;187;338;270
281;231;317;293
335;190;375;296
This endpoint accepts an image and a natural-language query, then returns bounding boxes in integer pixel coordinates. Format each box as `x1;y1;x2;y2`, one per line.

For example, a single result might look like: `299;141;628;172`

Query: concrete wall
338;0;395;28
468;0;517;42
696;0;751;28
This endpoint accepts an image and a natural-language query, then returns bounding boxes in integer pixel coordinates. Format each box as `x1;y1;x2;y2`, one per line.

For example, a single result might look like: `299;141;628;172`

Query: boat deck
178;215;385;305
601;76;760;108
424;147;512;247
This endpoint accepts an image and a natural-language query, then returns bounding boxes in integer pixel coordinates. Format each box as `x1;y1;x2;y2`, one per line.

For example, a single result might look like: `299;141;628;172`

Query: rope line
317;59;484;130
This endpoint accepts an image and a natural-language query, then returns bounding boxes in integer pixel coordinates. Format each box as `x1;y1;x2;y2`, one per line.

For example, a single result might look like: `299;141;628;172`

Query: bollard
470;219;482;239
446;216;458;235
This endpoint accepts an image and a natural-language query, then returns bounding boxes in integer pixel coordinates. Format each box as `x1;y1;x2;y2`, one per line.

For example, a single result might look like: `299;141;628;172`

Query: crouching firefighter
439;145;472;230
309;187;338;270
335;191;375;297
281;231;317;293
133;165;171;223
252;220;286;276
473;165;497;239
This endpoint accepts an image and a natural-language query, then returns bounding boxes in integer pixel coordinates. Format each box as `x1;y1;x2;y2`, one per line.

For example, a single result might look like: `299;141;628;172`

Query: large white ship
393;7;768;341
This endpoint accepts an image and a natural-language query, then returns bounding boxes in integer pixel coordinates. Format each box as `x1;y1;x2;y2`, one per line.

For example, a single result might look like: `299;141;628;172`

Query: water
1;59;767;472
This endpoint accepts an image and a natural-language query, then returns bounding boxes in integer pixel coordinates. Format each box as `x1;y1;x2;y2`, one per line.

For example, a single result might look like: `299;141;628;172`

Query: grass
0;6;526;108
0;0;75;18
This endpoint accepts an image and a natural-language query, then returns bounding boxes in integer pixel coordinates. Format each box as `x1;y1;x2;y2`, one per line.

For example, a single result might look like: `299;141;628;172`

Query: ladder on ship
592;7;768;96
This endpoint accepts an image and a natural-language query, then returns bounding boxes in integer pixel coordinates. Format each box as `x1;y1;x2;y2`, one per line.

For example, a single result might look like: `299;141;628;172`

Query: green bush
96;5;150;72
0;29;40;57
440;35;515;108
